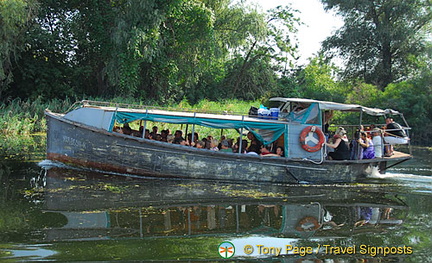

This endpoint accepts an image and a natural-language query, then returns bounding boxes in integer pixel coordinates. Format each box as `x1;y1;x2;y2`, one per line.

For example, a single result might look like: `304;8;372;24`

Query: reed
0;97;73;135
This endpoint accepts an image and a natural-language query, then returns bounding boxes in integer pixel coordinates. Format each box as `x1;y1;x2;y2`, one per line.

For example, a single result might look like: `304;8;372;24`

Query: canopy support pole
108;105;119;132
142;109;148;139
191;113;196;144
356;110;363;158
238;115;244;153
284;124;289;158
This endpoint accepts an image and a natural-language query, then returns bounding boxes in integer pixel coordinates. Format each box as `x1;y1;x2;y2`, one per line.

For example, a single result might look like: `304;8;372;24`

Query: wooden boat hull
46;111;396;184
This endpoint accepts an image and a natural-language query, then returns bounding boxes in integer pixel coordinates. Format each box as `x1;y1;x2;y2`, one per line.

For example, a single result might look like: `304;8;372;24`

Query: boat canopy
269;98;401;116
113;110;287;145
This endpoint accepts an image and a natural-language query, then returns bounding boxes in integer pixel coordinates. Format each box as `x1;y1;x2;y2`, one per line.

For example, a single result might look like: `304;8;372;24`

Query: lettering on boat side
62;135;86;148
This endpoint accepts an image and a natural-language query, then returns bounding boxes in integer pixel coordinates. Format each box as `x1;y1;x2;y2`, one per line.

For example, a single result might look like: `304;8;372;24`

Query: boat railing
328;124;411;135
71;100;250;117
327;123;412;157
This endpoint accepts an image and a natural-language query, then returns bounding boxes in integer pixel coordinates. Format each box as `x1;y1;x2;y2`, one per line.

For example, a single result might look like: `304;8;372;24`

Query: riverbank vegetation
0;0;431;145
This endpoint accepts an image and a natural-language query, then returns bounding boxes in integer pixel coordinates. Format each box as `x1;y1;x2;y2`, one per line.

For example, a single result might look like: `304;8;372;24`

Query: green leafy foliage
0;97;73;135
0;0;430;145
321;0;432;89
0;0;38;96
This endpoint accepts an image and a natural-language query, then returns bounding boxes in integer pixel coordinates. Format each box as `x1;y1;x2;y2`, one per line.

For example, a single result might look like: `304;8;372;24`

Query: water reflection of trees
0;161;44;238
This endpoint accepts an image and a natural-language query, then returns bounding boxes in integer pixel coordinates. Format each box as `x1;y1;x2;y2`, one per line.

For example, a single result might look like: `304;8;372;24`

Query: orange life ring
296;216;320;231
299;126;325;152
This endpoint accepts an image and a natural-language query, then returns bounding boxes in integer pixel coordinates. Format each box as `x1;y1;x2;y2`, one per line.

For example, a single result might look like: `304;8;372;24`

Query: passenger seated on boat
201;138;208;148
350;130;363;160
130;126;142;137
358;131;375;159
173;130;185;144
228;138;235;147
261;145;284;157
195;140;205;149
160;129;169;142
144;129;152;139
260;145;271;155
246;132;262;154
233;138;248;153
131;130;142;137
326;127;350;160
113;126;122;133
217;135;226;150
292;102;308;112
366;125;376;138
150;126;159;138
167;134;174;143
209;139;219;151
179;138;189;146
121;123;132;135
219;140;232;152
275;146;284;157
206;138;214;149
187;132;199;146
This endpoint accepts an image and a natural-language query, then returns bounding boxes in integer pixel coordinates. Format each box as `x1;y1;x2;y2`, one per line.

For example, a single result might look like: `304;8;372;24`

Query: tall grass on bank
0;97;74;135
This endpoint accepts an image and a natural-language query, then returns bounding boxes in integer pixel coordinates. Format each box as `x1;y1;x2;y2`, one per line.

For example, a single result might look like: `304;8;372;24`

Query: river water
0;141;431;262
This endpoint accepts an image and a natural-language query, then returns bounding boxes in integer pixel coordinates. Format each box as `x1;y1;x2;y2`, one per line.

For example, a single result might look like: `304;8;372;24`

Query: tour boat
44;98;412;183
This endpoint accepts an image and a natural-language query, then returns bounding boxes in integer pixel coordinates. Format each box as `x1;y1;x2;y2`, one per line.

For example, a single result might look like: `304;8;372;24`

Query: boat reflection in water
42;167;409;260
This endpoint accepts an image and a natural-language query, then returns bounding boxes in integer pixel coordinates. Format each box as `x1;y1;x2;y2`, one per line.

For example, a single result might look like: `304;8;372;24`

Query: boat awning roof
270;97;401;116
108;107;287;145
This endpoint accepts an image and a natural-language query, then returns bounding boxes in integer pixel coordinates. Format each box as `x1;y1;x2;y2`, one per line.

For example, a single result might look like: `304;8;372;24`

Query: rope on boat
302;143;326;165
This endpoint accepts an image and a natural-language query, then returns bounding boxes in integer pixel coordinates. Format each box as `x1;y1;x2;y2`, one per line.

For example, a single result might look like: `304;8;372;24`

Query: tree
321;0;432;89
294;55;345;103
5;0;301;103
381;76;432;145
148;0;216;103
219;4;301;100
0;0;38;99
9;0;116;99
